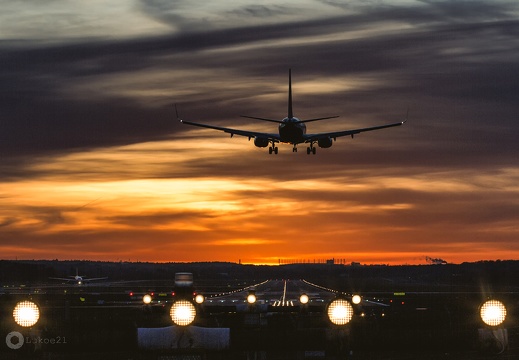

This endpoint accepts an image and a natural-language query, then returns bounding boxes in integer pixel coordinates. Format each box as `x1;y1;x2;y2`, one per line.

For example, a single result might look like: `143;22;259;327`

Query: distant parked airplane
50;269;107;285
178;69;406;154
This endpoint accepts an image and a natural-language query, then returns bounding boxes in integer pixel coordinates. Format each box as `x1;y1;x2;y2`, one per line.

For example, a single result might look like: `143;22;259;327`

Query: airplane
49;269;108;286
177;69;406;154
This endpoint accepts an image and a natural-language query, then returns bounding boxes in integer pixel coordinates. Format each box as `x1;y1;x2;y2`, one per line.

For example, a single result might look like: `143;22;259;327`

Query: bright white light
299;294;309;304
480;300;506;327
247;294;257;304
327;299;353;325
170;300;196;326
13;301;40;327
352;294;362;305
195;294;205;304
142;294;152;304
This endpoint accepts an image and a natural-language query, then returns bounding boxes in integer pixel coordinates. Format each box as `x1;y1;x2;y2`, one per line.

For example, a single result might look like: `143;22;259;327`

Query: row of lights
10;297;508;328
205;280;270;300
327;297;507;327
141;292;204;326
141;293;205;306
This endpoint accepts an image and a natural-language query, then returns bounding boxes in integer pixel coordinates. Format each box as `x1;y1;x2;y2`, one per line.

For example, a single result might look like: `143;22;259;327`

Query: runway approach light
327;299;354;326
195;294;205;304
299;294;309;305
170;300;196;326
142;294;152;304
480;300;507;327
13;300;40;327
352;294;362;305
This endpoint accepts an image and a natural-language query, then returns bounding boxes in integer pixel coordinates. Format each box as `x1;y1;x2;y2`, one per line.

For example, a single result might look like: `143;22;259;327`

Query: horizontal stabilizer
240;115;284;123
301;115;340;123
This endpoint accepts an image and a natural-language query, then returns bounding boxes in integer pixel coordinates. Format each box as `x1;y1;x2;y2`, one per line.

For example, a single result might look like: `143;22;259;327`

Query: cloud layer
1;0;518;264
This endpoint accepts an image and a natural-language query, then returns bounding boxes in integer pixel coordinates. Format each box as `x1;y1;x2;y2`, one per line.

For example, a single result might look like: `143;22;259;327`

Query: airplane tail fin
288;69;293;119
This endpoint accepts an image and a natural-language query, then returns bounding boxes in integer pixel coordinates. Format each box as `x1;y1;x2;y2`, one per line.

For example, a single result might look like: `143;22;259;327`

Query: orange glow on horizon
1;138;518;265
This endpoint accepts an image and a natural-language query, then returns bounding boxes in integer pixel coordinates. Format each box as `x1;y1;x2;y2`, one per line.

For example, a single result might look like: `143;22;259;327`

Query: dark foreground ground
1;260;518;359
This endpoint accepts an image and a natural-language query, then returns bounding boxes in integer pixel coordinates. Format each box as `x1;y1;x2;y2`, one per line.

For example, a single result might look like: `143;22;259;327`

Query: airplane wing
304;120;406;143
179;119;281;142
49;277;108;282
49;277;75;282
83;277;108;282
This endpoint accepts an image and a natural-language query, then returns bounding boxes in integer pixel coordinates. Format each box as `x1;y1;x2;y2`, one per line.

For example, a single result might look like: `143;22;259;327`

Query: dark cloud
2;6;517;157
103;210;218;227
230;5;293;18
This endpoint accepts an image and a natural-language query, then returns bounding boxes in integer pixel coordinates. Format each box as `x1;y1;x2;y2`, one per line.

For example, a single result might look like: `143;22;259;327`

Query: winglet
402;107;409;124
175;104;183;123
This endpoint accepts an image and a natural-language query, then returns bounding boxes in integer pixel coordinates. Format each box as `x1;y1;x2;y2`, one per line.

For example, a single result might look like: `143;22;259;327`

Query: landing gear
268;140;279;154
306;143;316;155
292;146;298;153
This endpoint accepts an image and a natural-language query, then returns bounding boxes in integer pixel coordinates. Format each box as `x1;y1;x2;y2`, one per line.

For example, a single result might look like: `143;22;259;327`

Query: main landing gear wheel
268;140;279;154
306;146;316;155
292;146;297;152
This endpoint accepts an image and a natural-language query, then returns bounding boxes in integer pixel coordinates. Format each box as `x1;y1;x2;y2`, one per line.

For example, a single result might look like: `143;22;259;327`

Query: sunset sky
1;0;518;265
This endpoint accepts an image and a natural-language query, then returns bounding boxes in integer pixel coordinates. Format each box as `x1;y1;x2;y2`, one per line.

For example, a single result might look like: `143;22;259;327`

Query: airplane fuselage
279;117;306;144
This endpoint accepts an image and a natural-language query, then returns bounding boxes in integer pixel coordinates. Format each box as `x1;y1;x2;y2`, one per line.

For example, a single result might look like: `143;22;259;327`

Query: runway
1;262;518;359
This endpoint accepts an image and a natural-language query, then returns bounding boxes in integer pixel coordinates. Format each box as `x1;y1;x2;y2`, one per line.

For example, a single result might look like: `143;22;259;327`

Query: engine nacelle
318;137;333;148
254;137;269;148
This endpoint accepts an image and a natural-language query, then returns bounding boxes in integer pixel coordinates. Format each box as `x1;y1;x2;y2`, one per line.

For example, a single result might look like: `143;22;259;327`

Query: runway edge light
195;293;205;304
142;294;152;305
299;293;309;305
352;294;362;305
247;288;257;304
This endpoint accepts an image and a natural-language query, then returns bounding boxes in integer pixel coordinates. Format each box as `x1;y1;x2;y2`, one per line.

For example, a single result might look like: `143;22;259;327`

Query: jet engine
318;137;333;148
254;138;269;148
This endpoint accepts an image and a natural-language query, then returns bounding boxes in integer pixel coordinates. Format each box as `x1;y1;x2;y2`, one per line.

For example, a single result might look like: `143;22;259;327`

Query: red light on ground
129;292;134;296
